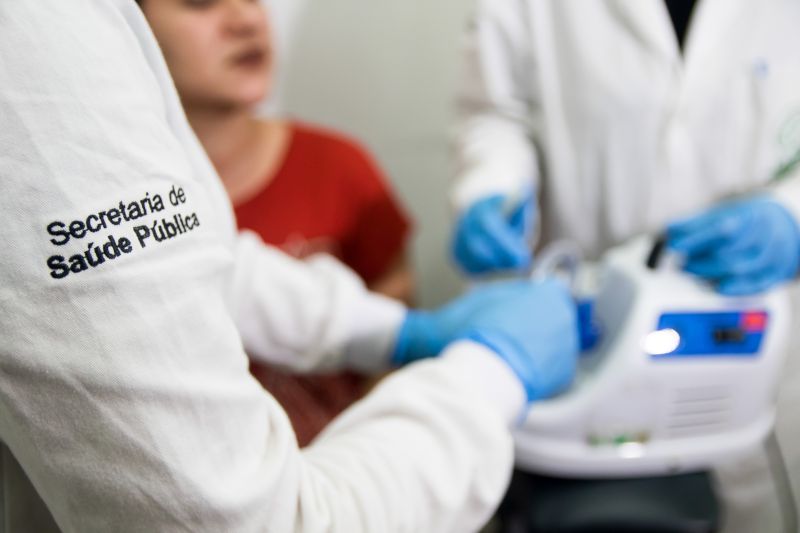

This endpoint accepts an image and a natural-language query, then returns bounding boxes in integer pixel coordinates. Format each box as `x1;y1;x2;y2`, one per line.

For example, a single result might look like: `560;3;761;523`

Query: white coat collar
605;0;753;69
606;0;679;62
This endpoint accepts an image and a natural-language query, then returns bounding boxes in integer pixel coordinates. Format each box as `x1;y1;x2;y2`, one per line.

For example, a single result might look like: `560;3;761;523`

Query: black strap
664;0;698;51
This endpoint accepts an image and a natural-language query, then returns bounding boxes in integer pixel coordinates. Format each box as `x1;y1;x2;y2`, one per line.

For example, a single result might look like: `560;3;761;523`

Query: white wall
264;0;472;307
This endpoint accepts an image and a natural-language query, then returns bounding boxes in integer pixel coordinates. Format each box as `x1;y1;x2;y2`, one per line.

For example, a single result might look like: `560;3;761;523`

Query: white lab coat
0;1;526;531
454;1;800;531
454;0;800;259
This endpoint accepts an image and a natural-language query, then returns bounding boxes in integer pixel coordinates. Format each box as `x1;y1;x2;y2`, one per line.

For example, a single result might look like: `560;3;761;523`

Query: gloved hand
392;279;578;404
459;279;579;403
666;196;800;295
452;192;535;275
392;280;531;366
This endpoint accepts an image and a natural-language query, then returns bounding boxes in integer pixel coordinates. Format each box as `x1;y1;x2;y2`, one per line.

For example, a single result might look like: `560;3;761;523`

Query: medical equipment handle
646;234;668;269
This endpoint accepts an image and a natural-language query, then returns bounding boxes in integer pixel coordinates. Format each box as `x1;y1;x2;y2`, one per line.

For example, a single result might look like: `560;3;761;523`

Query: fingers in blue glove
712;231;798;295
477;199;533;266
667;197;800;295
453;194;534;275
717;272;781;296
460;279;579;404
682;243;763;280
667;207;750;255
509;191;536;237
391;280;541;366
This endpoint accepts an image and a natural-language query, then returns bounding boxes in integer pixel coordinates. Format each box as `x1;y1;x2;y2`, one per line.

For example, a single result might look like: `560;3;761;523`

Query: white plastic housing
514;237;791;478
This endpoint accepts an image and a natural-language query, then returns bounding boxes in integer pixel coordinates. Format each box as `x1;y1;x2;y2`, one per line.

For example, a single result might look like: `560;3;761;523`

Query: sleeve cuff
439;340;527;425
342;292;407;373
451;167;531;213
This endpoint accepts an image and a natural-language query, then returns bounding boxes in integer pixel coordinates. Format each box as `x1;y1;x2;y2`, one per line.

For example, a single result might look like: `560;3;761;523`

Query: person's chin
222;80;269;108
240;87;269;108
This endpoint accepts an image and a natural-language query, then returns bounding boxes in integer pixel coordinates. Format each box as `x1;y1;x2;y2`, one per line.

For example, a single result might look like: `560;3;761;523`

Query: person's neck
188;105;261;177
186;104;289;205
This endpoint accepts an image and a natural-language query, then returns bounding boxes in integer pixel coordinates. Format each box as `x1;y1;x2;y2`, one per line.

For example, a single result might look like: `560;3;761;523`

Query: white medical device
514;236;791;478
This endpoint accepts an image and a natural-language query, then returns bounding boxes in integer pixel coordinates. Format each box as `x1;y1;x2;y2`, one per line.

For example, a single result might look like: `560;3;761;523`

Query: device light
642;328;681;355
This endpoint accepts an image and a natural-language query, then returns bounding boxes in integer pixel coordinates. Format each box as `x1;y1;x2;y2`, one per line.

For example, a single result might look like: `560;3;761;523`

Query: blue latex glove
460;279;579;403
393;279;578;404
452;192;535;275
667;197;800;295
392;280;533;365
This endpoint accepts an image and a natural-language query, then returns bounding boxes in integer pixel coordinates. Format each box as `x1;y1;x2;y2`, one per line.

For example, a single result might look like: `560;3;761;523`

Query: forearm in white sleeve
231;231;406;373
453;0;540;210
301;342;526;532
0;2;524;531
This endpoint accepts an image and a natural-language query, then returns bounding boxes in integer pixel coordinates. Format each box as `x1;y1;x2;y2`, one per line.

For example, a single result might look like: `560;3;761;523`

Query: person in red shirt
138;0;412;446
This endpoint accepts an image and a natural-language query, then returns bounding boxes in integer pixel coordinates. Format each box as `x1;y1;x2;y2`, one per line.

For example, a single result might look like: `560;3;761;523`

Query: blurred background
263;0;470;307
255;5;800;531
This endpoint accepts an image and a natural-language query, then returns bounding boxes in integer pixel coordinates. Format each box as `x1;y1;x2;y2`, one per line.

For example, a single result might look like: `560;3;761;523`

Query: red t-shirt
234;122;411;446
236;122;410;284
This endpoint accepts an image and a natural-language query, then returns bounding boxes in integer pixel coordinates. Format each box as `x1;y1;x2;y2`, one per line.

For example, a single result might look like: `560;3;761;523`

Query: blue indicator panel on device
654;311;767;358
